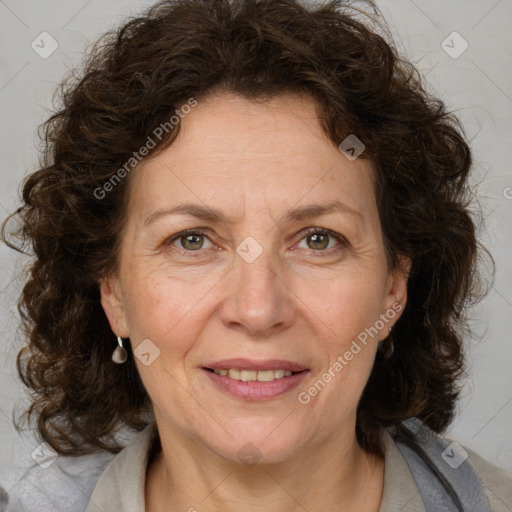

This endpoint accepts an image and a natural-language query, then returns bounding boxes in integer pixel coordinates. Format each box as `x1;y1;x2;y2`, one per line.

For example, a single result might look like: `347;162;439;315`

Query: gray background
1;0;511;488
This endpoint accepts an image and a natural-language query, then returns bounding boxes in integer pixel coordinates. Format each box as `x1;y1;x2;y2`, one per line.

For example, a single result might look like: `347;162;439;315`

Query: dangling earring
112;336;128;364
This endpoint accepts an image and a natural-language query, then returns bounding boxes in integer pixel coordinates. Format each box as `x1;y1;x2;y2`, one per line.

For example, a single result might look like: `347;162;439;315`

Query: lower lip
202;369;309;400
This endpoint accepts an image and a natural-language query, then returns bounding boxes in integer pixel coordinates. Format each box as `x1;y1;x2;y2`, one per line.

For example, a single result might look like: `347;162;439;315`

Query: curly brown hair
2;0;492;457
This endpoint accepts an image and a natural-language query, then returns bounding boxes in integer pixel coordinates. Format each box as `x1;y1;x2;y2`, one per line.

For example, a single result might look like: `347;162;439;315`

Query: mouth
203;367;305;381
201;359;310;400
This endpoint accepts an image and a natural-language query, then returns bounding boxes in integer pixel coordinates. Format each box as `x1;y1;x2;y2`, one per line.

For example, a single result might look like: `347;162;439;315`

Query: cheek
296;282;380;423
293;266;386;339
121;271;203;349
292;269;384;400
122;274;205;402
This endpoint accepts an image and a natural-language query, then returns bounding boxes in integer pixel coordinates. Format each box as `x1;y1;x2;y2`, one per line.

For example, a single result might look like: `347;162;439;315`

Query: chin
206;420;306;466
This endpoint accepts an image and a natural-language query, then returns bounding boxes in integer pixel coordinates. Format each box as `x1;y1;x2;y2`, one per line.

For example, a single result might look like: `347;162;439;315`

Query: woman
1;0;511;510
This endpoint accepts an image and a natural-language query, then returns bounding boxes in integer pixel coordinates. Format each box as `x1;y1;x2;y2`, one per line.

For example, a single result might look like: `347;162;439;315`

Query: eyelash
164;227;348;257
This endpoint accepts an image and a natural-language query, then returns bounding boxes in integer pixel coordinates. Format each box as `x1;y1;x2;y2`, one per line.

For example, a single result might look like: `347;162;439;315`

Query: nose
220;248;297;338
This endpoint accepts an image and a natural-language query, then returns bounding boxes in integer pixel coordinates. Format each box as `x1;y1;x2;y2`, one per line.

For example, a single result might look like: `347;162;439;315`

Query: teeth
255;370;275;382
240;370;257;381
228;369;240;380
212;368;296;381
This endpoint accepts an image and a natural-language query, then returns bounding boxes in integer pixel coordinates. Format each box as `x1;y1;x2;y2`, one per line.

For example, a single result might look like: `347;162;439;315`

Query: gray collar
85;422;158;512
84;422;427;512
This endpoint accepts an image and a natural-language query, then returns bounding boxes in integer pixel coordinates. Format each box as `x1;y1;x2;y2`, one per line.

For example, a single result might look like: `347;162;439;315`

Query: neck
145;422;385;512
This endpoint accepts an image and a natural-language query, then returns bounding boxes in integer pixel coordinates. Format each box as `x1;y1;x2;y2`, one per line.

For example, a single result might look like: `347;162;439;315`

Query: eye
167;229;214;252
164;227;347;255
296;227;347;254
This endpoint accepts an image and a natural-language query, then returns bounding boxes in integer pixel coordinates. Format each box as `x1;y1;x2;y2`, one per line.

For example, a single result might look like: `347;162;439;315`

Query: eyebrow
144;200;363;226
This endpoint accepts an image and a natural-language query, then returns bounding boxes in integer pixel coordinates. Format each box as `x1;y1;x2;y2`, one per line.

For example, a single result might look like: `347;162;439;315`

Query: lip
203;358;308;372
202;367;310;401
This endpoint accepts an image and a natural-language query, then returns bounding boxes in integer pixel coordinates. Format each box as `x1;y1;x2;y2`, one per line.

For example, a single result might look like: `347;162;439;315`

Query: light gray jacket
2;418;512;511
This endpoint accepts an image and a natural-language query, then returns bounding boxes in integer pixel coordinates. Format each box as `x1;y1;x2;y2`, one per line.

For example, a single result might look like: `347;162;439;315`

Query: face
101;92;409;464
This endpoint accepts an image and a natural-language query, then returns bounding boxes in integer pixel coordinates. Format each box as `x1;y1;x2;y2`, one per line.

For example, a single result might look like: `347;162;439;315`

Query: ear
380;254;411;332
99;275;130;338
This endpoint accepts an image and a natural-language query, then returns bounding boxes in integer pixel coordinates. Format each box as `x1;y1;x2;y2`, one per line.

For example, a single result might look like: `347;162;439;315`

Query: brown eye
307;232;330;250
298;228;347;253
167;230;214;252
179;233;205;250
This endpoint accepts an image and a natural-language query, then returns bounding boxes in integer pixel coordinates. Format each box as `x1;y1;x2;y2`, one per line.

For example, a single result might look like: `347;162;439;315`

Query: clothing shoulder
392;418;512;512
2;450;114;512
464;444;512;512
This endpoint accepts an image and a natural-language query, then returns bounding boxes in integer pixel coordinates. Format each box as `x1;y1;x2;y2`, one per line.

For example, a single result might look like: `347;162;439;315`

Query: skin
101;91;410;512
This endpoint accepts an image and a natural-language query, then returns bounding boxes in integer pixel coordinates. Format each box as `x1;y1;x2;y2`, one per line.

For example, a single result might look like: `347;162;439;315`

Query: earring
112;336;128;364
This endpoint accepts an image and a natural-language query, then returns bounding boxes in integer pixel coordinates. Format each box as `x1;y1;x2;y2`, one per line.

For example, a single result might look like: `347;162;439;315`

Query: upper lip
204;358;309;372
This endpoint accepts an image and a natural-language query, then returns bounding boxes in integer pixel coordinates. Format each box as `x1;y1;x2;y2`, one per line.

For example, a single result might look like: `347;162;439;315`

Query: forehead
127;92;377;223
